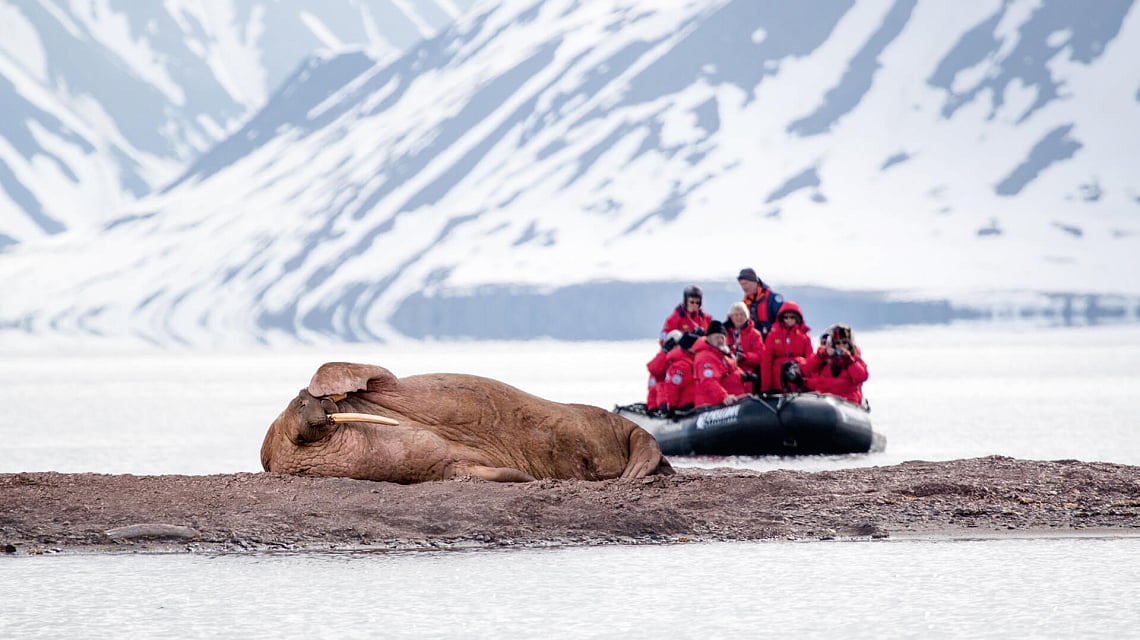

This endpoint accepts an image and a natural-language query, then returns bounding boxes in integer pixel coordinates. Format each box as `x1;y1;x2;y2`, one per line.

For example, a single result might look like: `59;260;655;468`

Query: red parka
762;301;814;393
661;345;696;410
660;304;712;343
645;348;670;410
693;338;747;408
804;345;868;405
725;319;766;387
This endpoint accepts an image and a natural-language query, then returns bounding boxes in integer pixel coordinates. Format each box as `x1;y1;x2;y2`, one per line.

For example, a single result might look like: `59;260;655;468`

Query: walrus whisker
327;412;400;426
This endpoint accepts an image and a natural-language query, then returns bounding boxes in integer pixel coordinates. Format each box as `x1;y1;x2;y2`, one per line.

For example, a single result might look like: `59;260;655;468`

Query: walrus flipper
453;463;537;483
622;428;674;478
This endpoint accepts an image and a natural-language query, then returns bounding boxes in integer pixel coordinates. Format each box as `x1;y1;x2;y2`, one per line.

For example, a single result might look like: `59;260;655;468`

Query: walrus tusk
327;412;400;426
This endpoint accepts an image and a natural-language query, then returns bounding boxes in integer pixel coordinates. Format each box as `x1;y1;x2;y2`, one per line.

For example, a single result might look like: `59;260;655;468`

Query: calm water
3;539;1139;638
3;324;1140;638
3;324;1140;474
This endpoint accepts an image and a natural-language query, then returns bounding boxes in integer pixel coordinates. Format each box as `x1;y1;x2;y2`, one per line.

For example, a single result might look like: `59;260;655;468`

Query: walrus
261;362;674;483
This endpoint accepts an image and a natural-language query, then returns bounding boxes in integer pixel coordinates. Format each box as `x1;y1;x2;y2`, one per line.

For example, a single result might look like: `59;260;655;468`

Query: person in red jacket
646;330;683;414
693;321;748;408
804;324;869;405
724;301;766;394
762;300;814;394
660;332;700;418
660;285;712;343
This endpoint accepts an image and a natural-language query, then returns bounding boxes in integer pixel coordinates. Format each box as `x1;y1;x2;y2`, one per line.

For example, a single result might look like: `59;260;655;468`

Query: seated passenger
660;285;712;343
804;324;869;405
660;332;700;419
693;321;748;409
724;301;766;394
646;330;684;415
761;301;814;394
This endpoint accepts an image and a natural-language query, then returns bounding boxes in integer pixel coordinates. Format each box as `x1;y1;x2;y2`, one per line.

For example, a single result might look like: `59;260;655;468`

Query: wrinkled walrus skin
261;362;674;483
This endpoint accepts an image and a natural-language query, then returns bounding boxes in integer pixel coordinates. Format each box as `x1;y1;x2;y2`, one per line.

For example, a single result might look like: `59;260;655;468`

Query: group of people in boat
646;268;869;419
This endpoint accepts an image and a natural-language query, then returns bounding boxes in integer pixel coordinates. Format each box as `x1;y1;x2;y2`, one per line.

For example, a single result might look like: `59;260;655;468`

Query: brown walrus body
261;362;674;483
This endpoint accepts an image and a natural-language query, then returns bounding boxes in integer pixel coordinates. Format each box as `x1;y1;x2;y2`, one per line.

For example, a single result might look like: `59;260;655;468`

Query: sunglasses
686;298;702;305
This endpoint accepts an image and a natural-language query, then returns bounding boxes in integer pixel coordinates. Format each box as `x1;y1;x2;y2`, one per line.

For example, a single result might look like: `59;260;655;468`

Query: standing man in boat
737;268;784;339
761;301;814;394
804;324;869;405
693;321;748;408
660;285;712;344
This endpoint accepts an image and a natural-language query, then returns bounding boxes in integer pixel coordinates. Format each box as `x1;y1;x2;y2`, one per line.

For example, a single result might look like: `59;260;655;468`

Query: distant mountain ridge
0;0;473;249
1;0;1138;348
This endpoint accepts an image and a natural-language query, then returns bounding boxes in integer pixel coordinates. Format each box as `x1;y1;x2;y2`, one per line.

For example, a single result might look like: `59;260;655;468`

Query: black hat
679;332;699;350
737;268;758;282
706;320;724;336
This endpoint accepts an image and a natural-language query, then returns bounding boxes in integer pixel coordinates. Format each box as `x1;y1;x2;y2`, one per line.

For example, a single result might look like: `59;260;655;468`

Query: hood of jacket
774;300;810;333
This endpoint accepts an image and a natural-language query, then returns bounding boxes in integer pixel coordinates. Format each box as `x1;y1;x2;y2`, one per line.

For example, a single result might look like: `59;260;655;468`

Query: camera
780;361;805;392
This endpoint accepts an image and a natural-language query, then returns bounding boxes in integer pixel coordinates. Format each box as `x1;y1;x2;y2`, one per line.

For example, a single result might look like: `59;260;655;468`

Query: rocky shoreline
3;456;1139;555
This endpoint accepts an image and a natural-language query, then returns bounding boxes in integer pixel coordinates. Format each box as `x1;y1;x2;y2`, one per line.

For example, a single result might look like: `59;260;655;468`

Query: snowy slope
0;0;474;248
1;0;1139;348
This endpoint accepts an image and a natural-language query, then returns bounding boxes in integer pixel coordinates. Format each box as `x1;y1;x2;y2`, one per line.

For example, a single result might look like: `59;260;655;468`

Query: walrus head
291;389;399;445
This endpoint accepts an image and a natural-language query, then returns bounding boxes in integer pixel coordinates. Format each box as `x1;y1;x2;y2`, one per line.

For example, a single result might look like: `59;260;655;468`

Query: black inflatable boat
614;394;886;456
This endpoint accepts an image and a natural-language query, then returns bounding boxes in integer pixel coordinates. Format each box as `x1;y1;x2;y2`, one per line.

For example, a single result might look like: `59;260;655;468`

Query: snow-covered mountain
2;0;1139;348
0;0;473;249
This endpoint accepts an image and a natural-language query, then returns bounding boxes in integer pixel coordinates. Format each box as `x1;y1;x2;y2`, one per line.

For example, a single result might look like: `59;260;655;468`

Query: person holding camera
659;331;701;419
761;301;814;394
693;321;750;409
804;324;869;405
645;330;684;415
725;301;766;394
